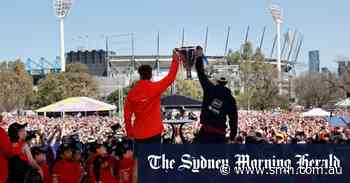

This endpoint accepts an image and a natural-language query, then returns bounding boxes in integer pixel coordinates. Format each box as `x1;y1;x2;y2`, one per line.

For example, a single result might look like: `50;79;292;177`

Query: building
338;60;350;76
308;50;320;73
108;55;294;96
66;50;108;76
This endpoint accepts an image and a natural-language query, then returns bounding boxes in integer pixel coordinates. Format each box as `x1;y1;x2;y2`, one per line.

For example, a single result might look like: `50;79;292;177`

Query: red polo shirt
53;160;82;183
40;163;52;183
115;157;135;183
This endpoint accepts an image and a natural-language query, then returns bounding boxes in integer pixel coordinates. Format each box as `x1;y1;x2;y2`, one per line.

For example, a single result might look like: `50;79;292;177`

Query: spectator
52;144;82;183
32;147;51;183
0;115;12;183
8;122;43;182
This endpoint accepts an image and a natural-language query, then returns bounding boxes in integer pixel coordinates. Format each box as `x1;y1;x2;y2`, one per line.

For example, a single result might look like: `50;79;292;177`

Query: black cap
217;77;228;85
9;122;27;131
31;146;46;157
57;143;72;155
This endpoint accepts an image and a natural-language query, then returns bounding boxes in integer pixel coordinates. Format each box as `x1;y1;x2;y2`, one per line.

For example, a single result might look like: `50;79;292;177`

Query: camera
108;125;134;159
25;130;37;142
111;124;121;133
176;46;196;79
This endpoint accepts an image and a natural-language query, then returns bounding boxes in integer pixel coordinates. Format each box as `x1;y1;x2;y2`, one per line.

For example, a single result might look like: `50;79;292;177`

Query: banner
138;145;350;183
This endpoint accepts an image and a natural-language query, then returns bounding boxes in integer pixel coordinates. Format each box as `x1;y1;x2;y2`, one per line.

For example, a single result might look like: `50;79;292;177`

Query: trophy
176;46;196;80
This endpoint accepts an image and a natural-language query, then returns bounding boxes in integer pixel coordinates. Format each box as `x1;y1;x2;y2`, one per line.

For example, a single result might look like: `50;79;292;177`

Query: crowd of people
0;115;135;183
0;47;349;182
0;109;349;182
235;111;350;144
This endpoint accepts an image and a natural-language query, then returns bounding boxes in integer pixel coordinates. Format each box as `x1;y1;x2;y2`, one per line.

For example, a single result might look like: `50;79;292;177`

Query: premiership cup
176;46;196;79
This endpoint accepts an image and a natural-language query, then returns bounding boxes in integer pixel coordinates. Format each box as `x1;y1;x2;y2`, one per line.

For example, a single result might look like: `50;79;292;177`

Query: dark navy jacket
195;57;238;139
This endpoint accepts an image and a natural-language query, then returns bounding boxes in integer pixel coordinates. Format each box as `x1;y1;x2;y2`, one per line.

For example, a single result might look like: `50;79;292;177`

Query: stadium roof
36;97;116;113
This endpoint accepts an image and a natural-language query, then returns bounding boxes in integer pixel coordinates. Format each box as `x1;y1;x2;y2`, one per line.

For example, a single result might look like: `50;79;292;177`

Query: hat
216;77;228;85
9;123;27;131
275;133;284;139
57;143;72;155
31;146;46;157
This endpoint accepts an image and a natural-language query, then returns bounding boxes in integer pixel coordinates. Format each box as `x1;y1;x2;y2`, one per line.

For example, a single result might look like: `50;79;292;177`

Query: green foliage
107;84;134;105
175;80;203;100
34;64;98;108
226;50;241;65
236;42;279;110
164;80;203;100
242;41;253;61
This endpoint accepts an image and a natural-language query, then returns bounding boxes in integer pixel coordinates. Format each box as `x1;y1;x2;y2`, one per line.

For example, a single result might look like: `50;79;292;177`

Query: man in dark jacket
194;46;238;144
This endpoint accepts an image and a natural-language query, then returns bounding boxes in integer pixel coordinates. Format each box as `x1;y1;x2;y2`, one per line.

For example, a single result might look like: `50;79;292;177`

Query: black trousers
134;134;162;144
195;129;228;144
134;134;162;158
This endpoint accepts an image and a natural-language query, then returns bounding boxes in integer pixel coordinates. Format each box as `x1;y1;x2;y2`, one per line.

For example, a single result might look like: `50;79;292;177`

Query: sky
1;0;350;72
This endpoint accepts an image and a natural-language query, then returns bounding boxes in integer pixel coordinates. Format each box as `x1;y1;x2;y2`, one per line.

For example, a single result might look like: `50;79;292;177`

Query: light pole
270;5;283;95
54;0;72;72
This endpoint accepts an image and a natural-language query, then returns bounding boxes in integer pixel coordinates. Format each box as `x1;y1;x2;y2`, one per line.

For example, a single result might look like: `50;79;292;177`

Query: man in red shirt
124;50;182;141
124;50;182;183
0;115;12;183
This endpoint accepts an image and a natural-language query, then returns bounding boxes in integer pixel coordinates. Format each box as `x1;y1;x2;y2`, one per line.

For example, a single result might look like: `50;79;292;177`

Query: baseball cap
216;76;228;85
31;146;46;157
9;122;27;131
275;133;284;139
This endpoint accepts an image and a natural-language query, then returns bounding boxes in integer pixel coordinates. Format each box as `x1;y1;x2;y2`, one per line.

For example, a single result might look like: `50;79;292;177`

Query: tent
36;97;116;116
161;95;202;109
335;98;350;108
301;108;331;117
326;116;350;127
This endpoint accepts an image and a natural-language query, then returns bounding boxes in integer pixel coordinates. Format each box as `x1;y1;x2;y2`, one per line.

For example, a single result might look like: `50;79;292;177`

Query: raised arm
195;56;213;91
153;54;180;94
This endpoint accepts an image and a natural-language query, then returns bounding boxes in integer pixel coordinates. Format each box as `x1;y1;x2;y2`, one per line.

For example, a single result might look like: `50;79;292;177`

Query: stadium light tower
270;5;283;95
54;0;72;72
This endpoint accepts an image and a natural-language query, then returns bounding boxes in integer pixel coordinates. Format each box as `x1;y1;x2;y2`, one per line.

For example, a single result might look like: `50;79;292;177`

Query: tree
242;41;253;61
225;49;240;65
174;80;203;100
293;72;339;107
66;63;90;73
35;64;97;107
164;80;203;100
0;60;33;112
327;66;350;96
236;42;279;110
107;84;134;105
